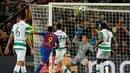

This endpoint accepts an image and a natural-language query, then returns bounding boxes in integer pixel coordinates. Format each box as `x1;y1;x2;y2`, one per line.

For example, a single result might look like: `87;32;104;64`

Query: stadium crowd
0;0;130;56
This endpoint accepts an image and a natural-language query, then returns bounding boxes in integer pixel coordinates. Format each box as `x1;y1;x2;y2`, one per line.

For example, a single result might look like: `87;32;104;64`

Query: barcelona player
32;26;59;73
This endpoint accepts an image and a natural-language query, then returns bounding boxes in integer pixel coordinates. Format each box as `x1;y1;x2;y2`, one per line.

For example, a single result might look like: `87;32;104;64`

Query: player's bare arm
31;31;39;35
26;35;34;56
67;38;71;50
5;34;14;55
112;37;118;51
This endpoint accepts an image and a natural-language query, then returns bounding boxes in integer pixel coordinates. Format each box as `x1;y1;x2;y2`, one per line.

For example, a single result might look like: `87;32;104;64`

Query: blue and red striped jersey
39;32;59;50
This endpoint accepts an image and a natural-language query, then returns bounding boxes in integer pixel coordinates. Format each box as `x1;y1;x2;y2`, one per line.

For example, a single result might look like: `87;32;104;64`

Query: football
79;6;86;11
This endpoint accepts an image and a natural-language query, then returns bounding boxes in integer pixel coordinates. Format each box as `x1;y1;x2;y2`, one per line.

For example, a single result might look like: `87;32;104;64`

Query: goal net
30;3;130;73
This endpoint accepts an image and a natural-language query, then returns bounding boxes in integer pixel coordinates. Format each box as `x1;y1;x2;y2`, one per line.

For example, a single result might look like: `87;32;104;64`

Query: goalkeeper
66;27;94;72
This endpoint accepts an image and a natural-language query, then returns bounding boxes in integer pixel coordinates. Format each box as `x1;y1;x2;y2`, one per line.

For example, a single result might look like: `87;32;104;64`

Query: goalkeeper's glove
76;27;83;36
90;38;96;45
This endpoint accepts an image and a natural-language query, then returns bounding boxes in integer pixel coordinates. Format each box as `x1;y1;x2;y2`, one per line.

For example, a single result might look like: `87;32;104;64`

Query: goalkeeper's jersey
73;36;93;58
98;29;113;51
11;21;30;50
54;30;68;49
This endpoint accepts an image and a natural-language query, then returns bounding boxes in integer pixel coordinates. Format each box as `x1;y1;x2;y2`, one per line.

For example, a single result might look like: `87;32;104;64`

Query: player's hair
18;11;26;20
56;23;62;30
48;26;53;32
82;33;91;39
101;22;107;29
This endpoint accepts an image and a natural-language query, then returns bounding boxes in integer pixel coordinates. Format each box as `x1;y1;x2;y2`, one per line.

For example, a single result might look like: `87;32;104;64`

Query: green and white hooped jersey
11;21;30;50
98;29;113;51
54;30;68;50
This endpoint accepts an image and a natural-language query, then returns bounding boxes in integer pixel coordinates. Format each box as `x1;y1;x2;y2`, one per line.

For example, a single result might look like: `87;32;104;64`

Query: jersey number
48;37;53;44
58;35;66;42
107;34;110;42
16;27;20;36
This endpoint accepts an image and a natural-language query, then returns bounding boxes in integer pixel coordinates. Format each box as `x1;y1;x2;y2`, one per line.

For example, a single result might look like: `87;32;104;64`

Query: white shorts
15;50;26;61
96;49;110;59
55;49;66;64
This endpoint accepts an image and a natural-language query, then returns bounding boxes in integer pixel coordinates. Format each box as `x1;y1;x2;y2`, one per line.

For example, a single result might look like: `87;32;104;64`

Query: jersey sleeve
56;36;59;44
72;36;81;45
25;25;30;35
38;32;46;36
98;31;103;40
89;44;94;52
11;26;14;34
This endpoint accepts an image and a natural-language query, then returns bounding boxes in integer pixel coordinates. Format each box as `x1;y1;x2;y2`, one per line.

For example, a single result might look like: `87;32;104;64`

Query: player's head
47;26;53;32
18;11;26;20
82;33;90;43
101;22;108;29
56;23;62;30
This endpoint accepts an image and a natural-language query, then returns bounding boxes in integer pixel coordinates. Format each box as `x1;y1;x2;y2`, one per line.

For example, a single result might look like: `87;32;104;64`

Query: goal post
30;3;130;73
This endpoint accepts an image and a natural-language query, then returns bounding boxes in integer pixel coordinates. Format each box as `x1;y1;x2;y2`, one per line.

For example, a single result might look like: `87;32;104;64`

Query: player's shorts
55;48;66;64
40;48;52;63
15;49;26;61
72;56;88;65
96;49;111;59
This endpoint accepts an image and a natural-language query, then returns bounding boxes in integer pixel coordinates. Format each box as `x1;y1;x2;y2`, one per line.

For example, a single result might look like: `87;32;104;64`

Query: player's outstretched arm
5;34;14;55
72;35;81;45
31;31;39;35
112;37;118;51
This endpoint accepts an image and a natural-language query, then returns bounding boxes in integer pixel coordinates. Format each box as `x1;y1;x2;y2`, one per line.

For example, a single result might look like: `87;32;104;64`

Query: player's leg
60;50;71;73
20;50;27;73
65;57;81;73
53;50;60;71
35;48;50;73
96;49;104;73
13;50;20;73
54;49;70;73
96;58;103;73
103;51;110;73
81;59;89;73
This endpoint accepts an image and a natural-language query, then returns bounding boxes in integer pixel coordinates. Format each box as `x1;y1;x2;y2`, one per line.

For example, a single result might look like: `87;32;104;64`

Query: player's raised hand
5;48;10;55
76;27;83;36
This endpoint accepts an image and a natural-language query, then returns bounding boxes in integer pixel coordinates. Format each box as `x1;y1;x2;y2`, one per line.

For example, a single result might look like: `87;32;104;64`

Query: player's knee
58;61;62;66
83;60;89;66
40;61;46;66
17;61;24;66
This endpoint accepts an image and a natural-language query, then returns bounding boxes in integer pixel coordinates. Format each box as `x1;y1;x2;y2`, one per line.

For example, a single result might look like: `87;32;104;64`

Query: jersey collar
19;20;25;23
57;30;62;32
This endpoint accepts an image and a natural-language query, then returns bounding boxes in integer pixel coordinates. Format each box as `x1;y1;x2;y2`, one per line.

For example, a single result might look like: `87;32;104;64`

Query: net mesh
30;5;49;71
30;4;130;73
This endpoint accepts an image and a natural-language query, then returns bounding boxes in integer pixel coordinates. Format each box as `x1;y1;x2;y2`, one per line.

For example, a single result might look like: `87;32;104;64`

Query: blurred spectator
64;0;73;2
0;30;3;56
1;32;8;55
116;17;129;55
